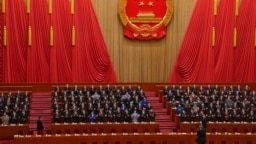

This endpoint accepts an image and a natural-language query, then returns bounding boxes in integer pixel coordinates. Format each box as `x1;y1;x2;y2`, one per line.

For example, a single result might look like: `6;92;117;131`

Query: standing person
131;110;140;122
37;116;44;134
200;113;207;129
176;104;183;115
196;123;206;144
88;111;96;123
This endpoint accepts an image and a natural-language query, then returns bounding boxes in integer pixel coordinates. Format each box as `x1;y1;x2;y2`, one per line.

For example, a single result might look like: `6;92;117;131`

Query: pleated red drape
0;0;117;83
234;0;256;82
50;0;73;82
0;2;4;82
27;0;50;82
3;0;28;82
72;0;117;82
214;0;235;82
170;0;256;83
170;0;214;82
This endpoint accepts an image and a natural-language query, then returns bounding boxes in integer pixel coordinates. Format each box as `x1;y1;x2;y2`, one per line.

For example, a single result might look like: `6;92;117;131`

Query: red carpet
145;91;175;133
29;92;53;132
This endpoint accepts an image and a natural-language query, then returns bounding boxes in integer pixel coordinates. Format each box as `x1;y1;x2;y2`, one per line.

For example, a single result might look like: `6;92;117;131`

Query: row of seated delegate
52;84;155;123
0;91;30;125
163;84;251;97
163;84;256;122
54;84;145;98
53;110;155;123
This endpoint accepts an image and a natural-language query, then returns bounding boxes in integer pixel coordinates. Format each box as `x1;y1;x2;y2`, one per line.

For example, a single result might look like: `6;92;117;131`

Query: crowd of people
0;91;30;125
163;84;256;122
52;84;155;123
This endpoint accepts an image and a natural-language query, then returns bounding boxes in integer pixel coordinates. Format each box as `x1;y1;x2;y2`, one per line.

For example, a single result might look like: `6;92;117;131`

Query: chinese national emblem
119;0;173;40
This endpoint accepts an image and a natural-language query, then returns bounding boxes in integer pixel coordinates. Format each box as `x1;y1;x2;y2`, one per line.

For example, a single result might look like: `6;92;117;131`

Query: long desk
0;124;29;139
51;122;159;134
14;133;256;144
180;122;256;133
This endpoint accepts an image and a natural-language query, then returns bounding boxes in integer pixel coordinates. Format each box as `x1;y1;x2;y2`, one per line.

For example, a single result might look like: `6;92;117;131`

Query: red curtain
3;0;28;82
234;0;256;82
72;0;117;82
0;0;117;83
170;0;256;83
0;2;3;82
214;0;235;82
50;0;72;82
169;0;214;82
27;0;50;82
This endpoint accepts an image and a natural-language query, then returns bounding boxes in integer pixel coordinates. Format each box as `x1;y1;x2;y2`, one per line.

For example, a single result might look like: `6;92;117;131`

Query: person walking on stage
196;123;206;144
37;116;44;135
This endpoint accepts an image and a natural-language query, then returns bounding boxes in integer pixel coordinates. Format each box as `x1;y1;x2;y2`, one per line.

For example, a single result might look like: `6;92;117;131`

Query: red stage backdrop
0;2;3;82
170;0;256;83
119;0;173;40
0;0;117;82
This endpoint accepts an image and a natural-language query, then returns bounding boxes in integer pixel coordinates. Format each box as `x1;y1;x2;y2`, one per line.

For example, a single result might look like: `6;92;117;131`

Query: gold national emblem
119;0;173;40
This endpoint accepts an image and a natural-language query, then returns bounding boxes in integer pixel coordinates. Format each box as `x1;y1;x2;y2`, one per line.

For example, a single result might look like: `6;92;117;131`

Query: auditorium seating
2;83;256;144
51;84;155;123
157;84;256;123
0;90;31;125
154;84;256;135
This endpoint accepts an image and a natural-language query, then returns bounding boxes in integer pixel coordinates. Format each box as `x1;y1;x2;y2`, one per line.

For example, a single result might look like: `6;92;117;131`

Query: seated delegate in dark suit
140;109;148;122
163;85;169;96
73;85;79;96
19;110;28;124
64;110;71;123
55;85;61;96
148;109;155;122
71;110;79;123
54;109;62;123
104;84;111;95
10;111;18;124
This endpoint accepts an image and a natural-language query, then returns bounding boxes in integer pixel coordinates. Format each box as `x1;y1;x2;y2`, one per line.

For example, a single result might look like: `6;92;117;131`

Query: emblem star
148;1;154;7
139;1;145;7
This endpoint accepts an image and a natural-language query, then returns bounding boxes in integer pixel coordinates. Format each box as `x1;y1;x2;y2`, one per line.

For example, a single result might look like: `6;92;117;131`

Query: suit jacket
196;128;206;144
200;117;207;128
37;119;44;131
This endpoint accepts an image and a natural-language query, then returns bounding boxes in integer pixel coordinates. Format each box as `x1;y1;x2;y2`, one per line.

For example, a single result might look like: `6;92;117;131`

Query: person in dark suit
200;113;207;128
64;84;71;95
55;85;61;96
196;124;206;144
10;111;18;124
37;116;44;134
19;110;28;124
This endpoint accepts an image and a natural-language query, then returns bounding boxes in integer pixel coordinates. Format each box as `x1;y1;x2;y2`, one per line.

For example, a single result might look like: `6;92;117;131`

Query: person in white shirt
1;112;10;125
131;110;140;122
